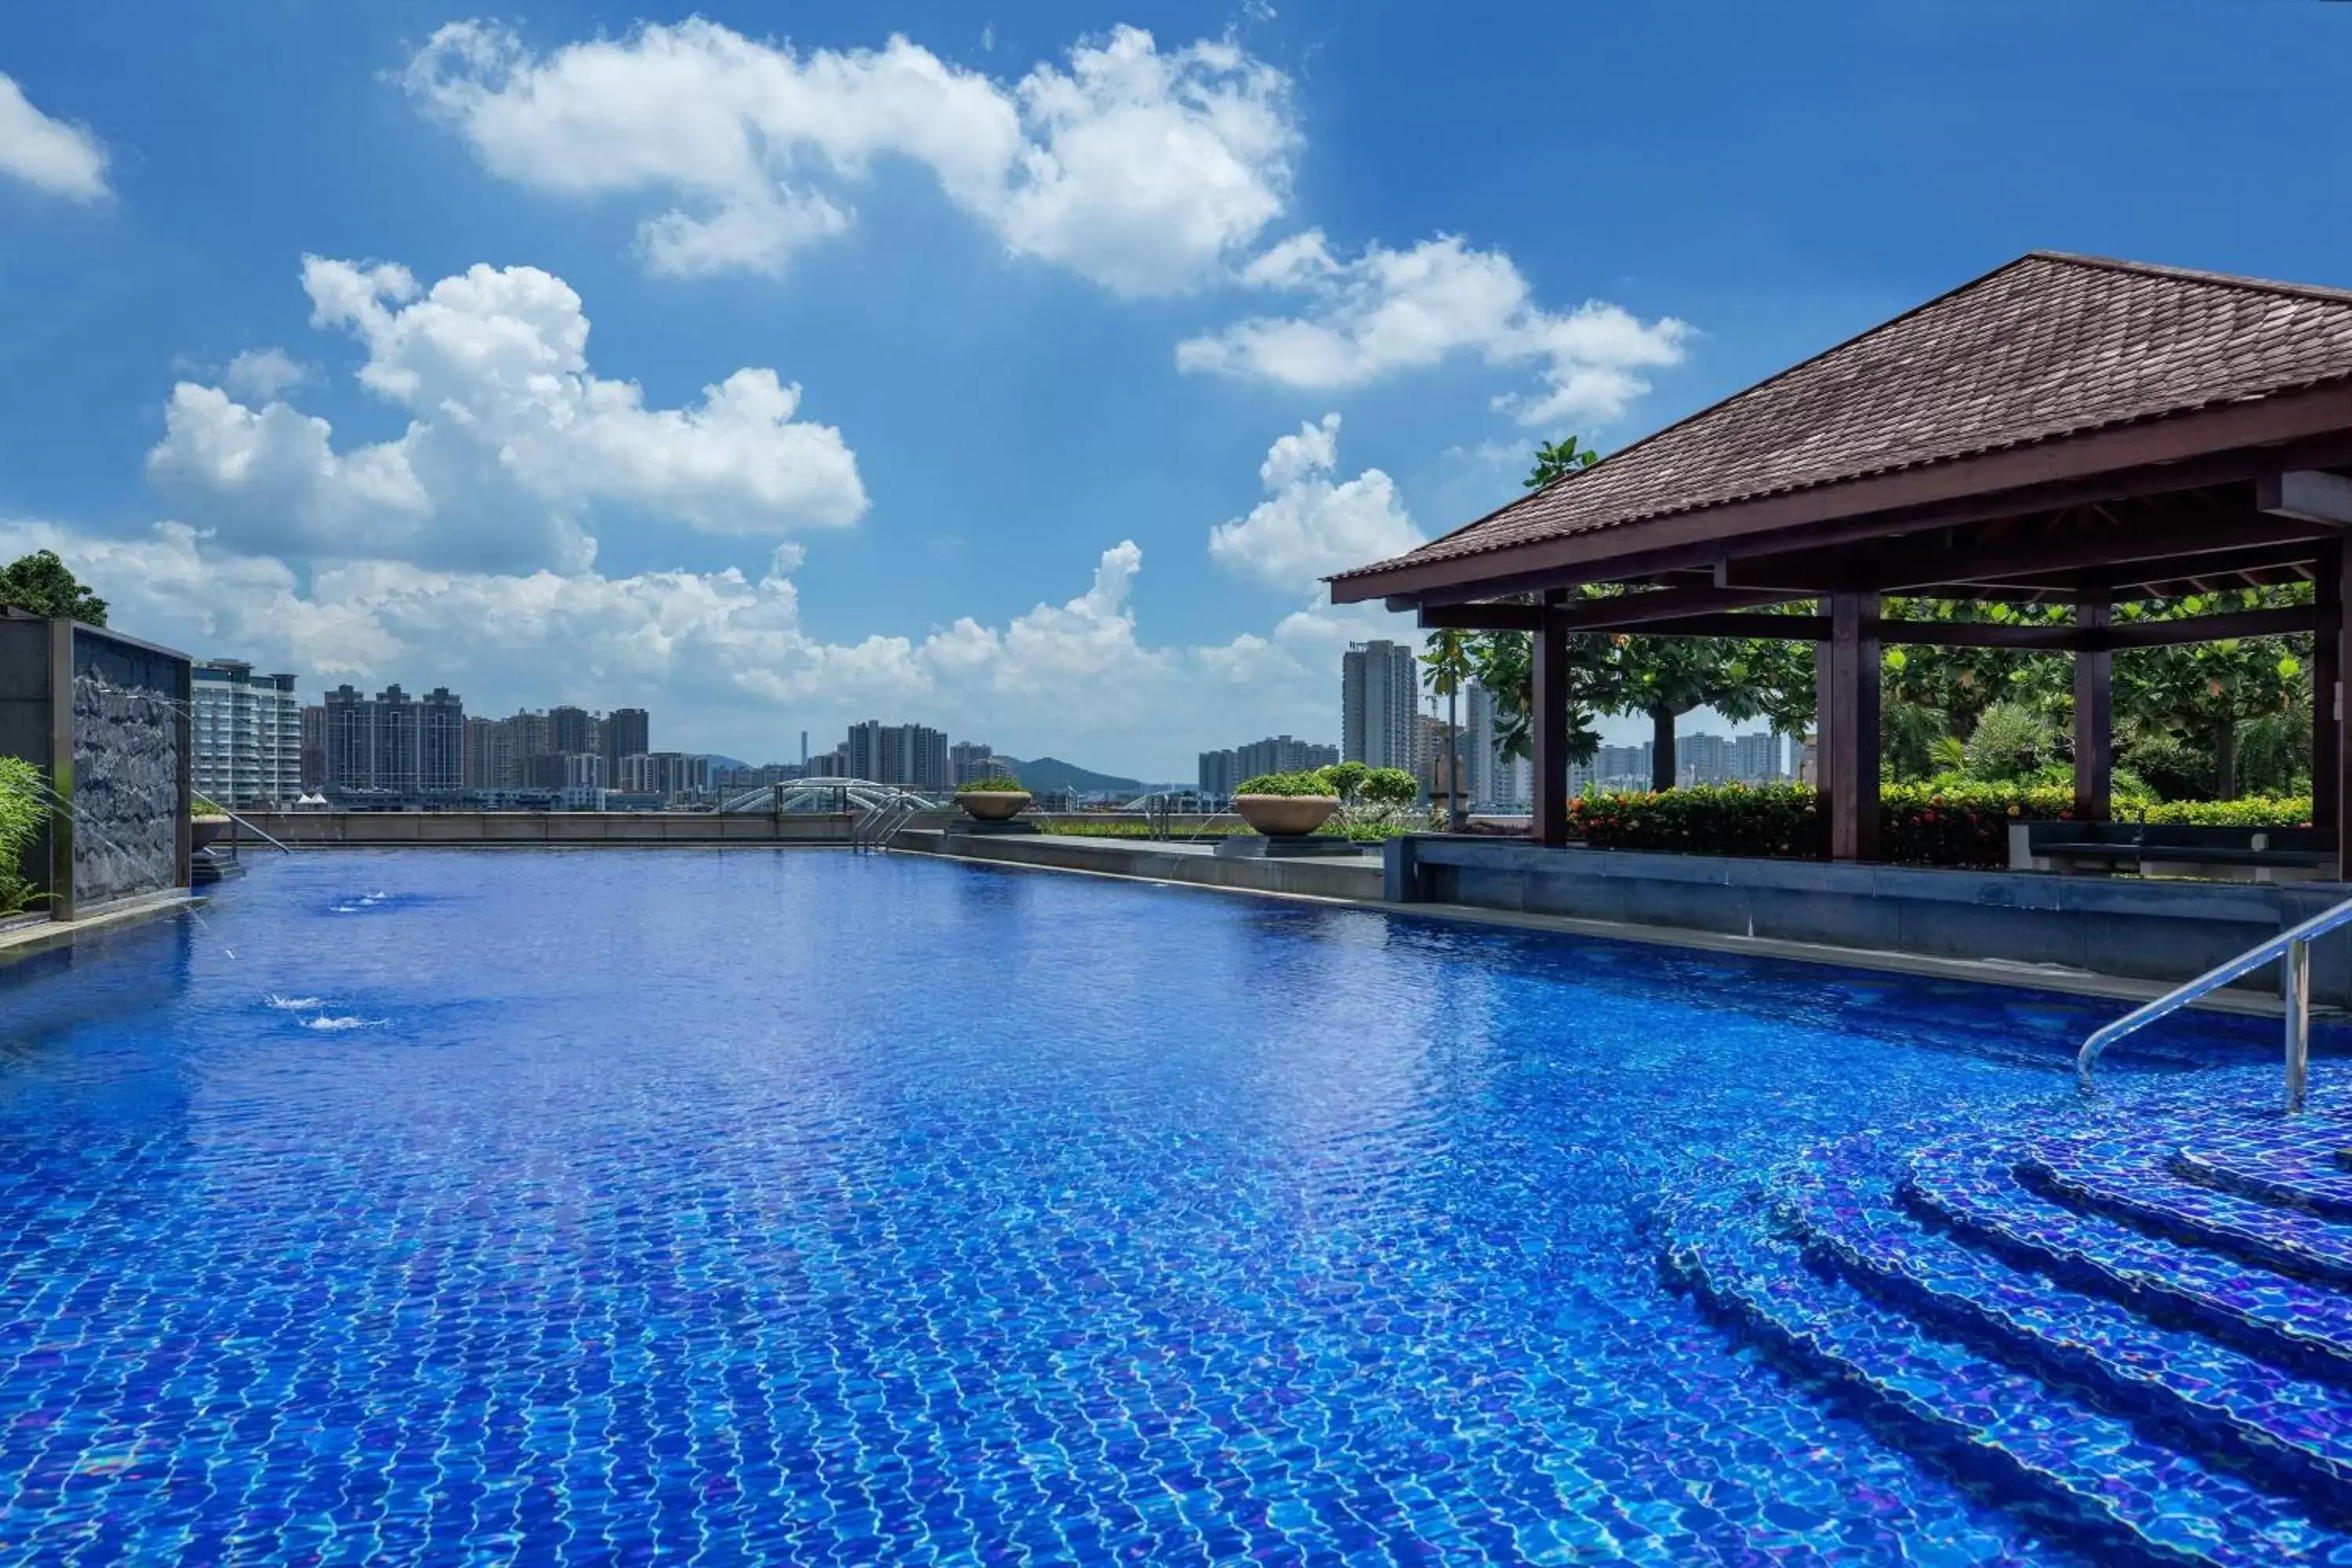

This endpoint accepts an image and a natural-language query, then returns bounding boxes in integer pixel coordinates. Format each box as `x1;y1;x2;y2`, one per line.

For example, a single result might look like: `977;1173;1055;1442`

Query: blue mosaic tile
1780;1160;2352;1513
1664;1184;2347;1566
1900;1140;2352;1388
2024;1137;2352;1287
2;849;2194;1566
2174;1117;2352;1221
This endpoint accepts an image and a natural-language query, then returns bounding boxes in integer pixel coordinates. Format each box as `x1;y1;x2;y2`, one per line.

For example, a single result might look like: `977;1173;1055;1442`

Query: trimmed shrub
1236;771;1338;797
1569;782;2313;869
955;775;1025;793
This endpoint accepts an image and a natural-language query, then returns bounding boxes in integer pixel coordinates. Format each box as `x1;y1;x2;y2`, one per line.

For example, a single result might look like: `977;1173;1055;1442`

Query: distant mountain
698;753;751;772
1000;756;1151;797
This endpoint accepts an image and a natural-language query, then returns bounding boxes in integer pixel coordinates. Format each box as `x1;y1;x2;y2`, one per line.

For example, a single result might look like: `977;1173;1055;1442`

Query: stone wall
69;630;186;907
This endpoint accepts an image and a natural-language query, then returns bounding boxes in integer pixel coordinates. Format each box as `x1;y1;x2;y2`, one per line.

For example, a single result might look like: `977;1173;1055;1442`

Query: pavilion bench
2008;821;2334;883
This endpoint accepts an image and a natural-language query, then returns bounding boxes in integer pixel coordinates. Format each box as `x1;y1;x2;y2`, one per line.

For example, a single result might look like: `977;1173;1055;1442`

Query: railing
851;795;922;853
2077;890;2352;1110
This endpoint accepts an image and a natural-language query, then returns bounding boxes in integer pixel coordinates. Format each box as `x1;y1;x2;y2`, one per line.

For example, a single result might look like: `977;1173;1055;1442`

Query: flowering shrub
1570;782;2313;869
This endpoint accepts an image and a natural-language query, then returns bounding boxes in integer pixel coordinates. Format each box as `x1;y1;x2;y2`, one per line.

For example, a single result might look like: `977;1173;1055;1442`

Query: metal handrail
850;794;920;853
2077;889;2352;1109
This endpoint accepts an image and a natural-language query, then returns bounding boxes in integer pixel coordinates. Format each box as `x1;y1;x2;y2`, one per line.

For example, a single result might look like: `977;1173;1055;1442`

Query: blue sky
4;1;2349;778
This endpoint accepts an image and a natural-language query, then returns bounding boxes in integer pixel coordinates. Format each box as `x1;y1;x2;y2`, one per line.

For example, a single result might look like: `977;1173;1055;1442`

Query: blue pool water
0;850;2309;1563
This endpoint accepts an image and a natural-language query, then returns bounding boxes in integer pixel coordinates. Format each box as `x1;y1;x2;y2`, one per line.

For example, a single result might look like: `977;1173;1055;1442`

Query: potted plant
956;775;1033;820
1231;771;1341;837
191;795;232;852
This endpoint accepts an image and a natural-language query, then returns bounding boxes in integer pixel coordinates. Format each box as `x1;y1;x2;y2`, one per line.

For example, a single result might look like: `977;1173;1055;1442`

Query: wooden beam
1330;391;2352;604
2074;590;2112;822
1608;613;1828;639
1733;512;2325;597
2101;607;2312;650
2258;470;2352;528
1547;586;1805;632
1531;600;1570;847
1882;621;2075;651
1902;539;2332;601
1415;601;1541;632
1827;592;1882;862
2315;543;2342;844
1600;606;2310;648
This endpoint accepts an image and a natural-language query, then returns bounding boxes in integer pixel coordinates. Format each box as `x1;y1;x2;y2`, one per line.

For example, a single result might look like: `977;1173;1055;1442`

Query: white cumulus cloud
1178;230;1692;426
1209;414;1422;592
146;254;866;572
0;72;109;201
0;517;1388;777
398;19;1295;294
220;347;311;401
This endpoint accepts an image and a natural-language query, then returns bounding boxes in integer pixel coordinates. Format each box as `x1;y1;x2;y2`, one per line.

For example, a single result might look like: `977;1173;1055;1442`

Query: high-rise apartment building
191;661;300;808
299;704;326;793
949;740;999;786
1341;640;1417;770
417;688;465;794
844;720;950;791
1196;735;1339;801
548;706;596;758
602;708;649;781
463;716;500;790
318;682;466;797
617;752;709;800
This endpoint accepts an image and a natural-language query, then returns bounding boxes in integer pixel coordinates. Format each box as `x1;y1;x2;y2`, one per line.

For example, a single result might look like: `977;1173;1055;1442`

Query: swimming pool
0;850;2304;1563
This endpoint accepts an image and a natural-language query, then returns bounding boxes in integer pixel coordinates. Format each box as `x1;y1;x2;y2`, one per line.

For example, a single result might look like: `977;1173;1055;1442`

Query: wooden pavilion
1329;253;2352;873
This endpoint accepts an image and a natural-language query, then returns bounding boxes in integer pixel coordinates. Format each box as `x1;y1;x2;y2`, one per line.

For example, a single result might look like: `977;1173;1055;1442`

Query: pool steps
1664;1112;2352;1565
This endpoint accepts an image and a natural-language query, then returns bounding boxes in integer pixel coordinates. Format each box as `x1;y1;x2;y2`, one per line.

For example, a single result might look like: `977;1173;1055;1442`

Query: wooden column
2074;587;2113;823
1813;637;1835;856
2328;544;2352;877
1826;592;1882;862
1531;597;1570;847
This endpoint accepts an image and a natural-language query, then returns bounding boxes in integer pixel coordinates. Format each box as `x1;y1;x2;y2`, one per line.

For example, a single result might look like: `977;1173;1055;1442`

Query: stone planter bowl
956;790;1033;821
190;815;231;851
1232;794;1340;837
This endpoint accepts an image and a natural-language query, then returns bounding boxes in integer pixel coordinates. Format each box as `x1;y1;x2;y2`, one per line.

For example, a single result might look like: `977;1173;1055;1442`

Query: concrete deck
897;829;2307;1019
0;888;194;965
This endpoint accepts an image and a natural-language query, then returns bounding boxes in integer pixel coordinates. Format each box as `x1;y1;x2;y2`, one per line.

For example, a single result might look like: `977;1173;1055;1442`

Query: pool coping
895;829;2303;1022
0;890;195;965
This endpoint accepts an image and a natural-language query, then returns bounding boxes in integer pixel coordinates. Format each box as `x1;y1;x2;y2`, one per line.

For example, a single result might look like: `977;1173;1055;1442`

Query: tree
2114;589;2310;800
1465;623;1615;771
0;551;106;626
1525;434;1602;492
1421;630;1475;829
1610;630;1815;790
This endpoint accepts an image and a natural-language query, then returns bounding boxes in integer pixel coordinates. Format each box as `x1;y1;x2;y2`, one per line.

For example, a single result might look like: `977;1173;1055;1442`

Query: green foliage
1235;771;1338;797
955;776;1025;794
1318;760;1369;800
1466;588;1813;786
1524;434;1601;491
1572;783;1820;859
1568;780;2310;869
0;551;106;625
0;757;49;915
1355;767;1419;808
1959;702;2056;783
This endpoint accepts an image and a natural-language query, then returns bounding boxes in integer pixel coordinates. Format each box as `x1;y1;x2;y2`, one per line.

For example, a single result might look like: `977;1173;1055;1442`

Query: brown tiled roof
1334;252;2352;585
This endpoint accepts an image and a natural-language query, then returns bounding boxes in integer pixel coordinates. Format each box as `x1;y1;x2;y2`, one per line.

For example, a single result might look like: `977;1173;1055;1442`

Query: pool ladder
2077;887;2352;1110
851;795;921;853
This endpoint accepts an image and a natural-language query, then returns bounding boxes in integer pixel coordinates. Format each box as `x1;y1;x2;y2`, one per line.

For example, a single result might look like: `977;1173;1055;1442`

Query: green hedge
1570;782;2312;869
